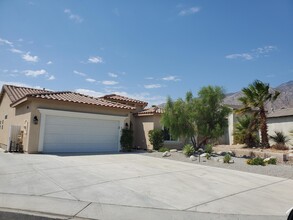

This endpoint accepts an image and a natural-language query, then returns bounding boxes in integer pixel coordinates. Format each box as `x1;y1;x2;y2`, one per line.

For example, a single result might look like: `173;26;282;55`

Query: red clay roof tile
103;94;148;105
2;85;135;110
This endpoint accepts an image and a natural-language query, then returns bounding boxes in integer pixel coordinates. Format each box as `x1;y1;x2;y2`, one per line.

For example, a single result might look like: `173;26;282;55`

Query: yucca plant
269;131;290;148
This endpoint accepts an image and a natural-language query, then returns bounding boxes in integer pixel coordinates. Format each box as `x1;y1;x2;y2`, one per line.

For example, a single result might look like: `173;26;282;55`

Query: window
163;127;177;141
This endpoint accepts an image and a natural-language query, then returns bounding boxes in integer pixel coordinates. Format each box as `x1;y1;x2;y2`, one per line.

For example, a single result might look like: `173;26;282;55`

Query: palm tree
233;115;259;147
238;80;280;148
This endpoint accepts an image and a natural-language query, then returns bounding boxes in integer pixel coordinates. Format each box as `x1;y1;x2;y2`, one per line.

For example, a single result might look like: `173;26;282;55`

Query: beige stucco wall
267;116;293;147
134;114;184;150
0;93;31;150
0;94;132;153
26;98;131;153
134;115;161;149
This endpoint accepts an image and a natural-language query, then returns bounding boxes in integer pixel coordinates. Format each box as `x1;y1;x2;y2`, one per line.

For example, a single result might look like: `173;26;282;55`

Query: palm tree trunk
259;107;269;148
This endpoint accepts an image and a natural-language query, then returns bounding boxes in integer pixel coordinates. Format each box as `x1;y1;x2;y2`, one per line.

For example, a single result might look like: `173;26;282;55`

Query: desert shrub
206;153;211;160
205;144;213;154
270;131;290;148
267;158;277;165
120;129;133;152
158;147;170;152
247;157;265;166
223;153;231;163
148;129;164;150
183;144;195;157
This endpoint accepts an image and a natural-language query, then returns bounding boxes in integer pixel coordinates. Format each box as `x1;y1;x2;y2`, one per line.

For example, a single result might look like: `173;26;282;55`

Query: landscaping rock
178;150;183;153
218;158;224;163
162;151;171;157
227;151;234;156
216;151;223;155
170;149;177;153
190;155;197;161
200;153;207;157
229;159;234;164
264;158;270;163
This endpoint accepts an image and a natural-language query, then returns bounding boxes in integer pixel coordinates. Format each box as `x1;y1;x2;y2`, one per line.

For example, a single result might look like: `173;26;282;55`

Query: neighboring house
267;108;293;146
219;106;293;146
0;85;138;153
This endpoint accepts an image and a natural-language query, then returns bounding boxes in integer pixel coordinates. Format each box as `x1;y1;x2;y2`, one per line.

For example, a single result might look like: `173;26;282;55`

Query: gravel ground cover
140;150;293;179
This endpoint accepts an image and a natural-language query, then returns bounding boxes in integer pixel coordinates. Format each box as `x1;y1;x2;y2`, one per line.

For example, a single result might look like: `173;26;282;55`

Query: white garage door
43;115;120;153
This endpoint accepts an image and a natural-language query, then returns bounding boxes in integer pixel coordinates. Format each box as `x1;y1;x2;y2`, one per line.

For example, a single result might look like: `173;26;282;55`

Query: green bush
247;157;265;166
223;153;231;163
158;147;170;152
206;153;211;160
148;129;164;150
183;144;195;157
267;158;277;165
120;129;133;152
205;144;213;154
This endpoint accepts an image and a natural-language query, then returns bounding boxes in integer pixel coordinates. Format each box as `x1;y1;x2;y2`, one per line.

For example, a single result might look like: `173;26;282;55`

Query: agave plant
269;131;290;146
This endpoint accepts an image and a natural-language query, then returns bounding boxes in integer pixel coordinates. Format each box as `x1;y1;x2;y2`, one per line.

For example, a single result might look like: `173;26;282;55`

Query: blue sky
0;0;292;105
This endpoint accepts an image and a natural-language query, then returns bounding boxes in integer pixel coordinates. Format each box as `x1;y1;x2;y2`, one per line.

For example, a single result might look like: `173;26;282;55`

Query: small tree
120;129;133;151
148;129;164;150
194;86;231;146
161;93;197;147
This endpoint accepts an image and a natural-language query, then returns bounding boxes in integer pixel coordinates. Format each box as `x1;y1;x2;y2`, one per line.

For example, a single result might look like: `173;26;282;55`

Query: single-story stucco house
0;84;182;153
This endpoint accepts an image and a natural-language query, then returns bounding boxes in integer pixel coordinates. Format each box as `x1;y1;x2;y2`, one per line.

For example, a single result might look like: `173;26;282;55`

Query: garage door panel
43;115;120;153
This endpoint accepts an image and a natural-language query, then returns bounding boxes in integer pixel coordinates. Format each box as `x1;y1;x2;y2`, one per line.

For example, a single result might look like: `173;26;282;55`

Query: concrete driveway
0;151;292;220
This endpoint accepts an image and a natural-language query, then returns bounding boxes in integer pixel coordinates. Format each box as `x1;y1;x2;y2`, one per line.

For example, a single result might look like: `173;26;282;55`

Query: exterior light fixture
33;116;39;125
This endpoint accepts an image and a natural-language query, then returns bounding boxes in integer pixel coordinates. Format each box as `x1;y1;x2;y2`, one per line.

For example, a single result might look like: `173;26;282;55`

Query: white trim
38;109;127;153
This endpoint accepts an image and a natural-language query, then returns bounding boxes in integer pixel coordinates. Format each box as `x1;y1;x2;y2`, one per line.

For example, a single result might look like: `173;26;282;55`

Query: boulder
218;158;224;163
227;151;234;156
200;153;207;157
177;150;183;153
229;159;234;164
264;158;270;163
162;151;171;157
190;155;197;161
170;149;177;153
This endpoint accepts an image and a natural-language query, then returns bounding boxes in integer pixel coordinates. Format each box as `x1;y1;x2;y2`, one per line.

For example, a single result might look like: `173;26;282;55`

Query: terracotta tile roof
135;106;164;116
103;94;148;105
2;84;52;103
267;108;293;118
2;85;135;110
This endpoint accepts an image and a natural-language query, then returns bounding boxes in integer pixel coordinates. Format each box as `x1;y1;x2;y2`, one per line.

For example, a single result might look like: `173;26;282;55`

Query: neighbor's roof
103;94;148;105
135;106;164;116
267;108;293;118
1;85;135;110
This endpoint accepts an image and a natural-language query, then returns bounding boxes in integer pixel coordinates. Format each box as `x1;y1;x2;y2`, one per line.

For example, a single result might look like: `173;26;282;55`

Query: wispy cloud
0;81;41;89
0;38;13;47
108;72;118;78
145;77;154;80
47;75;55;80
23;69;47;77
144;84;162;89
47;61;53;65
75;89;105;97
9;48;23;54
64;9;83;23
88;56;103;64
74;70;87;77
179;7;200;16
22;52;39;62
102;80;118;85
162;75;181;81
226;46;277;61
86;78;96;83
